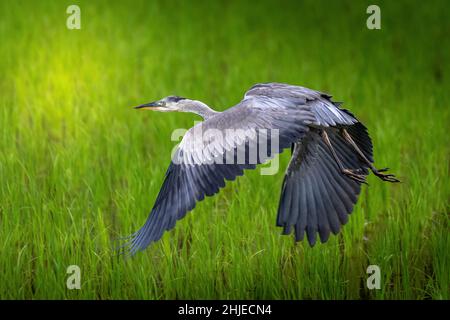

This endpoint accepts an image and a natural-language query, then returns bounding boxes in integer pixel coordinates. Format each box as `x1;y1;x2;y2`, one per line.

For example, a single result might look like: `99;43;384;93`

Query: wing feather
276;125;373;246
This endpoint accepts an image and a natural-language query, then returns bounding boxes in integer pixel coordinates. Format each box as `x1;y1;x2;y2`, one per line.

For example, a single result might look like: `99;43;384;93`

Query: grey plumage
121;82;398;255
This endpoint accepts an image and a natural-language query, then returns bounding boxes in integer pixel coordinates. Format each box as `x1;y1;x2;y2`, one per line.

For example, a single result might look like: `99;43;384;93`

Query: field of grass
0;0;448;299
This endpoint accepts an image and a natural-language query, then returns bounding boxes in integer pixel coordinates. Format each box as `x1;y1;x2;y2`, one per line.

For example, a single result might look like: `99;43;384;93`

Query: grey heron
121;82;399;255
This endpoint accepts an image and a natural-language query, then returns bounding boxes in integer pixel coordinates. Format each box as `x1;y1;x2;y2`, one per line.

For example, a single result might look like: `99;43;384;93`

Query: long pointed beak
134;101;164;111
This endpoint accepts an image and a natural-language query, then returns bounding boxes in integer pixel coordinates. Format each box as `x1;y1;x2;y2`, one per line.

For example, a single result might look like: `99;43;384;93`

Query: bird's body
122;82;398;255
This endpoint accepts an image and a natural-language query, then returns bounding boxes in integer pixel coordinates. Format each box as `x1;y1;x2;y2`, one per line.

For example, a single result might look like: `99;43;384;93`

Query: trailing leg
341;128;399;183
321;130;367;184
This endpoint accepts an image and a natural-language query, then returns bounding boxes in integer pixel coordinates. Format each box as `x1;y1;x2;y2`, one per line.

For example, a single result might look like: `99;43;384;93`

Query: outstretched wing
120;83;360;255
276;123;373;245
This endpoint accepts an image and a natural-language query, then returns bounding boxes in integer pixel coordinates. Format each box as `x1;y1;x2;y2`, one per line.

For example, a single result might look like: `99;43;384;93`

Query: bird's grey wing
120;98;316;255
244;82;357;127
276;123;373;246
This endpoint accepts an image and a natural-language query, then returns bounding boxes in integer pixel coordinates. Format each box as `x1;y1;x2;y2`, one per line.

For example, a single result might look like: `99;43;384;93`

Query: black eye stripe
167;96;186;103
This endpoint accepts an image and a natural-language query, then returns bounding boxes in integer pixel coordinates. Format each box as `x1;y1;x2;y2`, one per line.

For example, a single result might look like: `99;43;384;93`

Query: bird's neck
182;100;219;120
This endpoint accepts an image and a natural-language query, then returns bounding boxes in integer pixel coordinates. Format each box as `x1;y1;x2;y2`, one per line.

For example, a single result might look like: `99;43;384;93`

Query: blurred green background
0;0;448;299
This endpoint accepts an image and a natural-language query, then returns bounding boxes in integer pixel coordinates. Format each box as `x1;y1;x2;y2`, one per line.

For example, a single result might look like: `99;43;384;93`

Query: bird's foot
342;169;367;184
372;167;400;183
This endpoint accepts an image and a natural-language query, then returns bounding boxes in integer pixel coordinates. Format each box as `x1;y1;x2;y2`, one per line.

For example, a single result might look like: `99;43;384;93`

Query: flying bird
120;83;399;255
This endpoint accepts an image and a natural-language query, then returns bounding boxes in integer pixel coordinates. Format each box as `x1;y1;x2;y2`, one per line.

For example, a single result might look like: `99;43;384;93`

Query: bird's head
134;96;188;112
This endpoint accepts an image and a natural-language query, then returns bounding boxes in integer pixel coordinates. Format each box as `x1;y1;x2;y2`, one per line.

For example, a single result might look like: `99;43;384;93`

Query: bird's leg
341;128;400;183
321;130;367;184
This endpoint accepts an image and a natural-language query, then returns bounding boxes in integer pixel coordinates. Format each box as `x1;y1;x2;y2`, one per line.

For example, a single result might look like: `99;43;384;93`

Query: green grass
0;0;448;299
